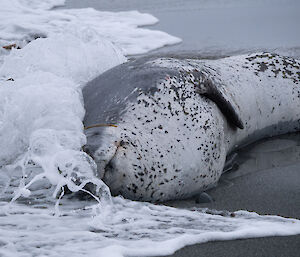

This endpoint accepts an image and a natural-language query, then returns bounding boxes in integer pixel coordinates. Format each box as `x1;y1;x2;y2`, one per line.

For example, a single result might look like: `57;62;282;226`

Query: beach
0;1;299;256
163;133;300;256
64;1;300;256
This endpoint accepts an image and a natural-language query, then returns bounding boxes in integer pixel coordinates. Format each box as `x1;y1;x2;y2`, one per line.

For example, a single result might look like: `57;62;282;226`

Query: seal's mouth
83;124;121;180
94;139;127;180
101;139;133;196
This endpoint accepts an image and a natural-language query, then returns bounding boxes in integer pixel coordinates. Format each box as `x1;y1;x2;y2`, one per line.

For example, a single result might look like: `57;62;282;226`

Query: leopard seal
83;53;300;202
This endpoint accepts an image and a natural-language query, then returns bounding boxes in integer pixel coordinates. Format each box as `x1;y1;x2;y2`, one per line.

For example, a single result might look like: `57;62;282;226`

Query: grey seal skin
83;53;300;202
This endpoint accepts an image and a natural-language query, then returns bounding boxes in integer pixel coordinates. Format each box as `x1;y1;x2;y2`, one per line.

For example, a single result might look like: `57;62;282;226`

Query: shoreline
65;1;300;256
64;0;300;59
156;133;300;257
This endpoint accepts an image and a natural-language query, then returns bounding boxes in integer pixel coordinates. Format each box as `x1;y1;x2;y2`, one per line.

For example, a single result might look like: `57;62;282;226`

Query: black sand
161;133;300;257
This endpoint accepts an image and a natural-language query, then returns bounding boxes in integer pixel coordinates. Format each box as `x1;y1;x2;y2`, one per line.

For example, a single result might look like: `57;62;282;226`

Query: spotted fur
83;53;300;202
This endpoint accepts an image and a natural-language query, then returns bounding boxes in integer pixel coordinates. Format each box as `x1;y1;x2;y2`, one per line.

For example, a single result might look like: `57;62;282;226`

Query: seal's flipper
195;192;214;204
223;152;239;173
147;57;244;129
202;78;244;129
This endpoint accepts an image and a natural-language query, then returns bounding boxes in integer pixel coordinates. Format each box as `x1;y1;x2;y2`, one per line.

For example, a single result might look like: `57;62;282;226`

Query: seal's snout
101;139;134;197
83;126;120;179
102;156;124;196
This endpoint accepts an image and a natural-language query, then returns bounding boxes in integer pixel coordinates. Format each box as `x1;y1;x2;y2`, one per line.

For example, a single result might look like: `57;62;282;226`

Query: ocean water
65;0;300;58
0;1;300;256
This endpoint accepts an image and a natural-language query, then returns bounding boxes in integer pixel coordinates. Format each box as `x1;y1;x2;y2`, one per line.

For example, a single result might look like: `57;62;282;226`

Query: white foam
0;31;126;197
0;193;299;257
0;0;181;60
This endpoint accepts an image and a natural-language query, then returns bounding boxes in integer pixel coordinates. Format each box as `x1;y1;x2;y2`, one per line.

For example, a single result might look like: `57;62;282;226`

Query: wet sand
161;133;300;257
64;1;300;256
158;236;300;257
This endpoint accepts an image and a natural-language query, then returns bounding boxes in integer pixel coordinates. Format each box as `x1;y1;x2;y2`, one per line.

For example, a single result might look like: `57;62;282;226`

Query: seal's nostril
105;160;114;173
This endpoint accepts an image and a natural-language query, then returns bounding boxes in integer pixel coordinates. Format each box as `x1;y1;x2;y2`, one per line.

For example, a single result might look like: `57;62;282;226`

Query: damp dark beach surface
163;133;300;257
64;1;300;256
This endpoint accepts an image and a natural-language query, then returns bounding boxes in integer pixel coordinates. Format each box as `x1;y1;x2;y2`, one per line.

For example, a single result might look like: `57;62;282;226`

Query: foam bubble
0;23;126;199
0;193;299;257
0;0;181;60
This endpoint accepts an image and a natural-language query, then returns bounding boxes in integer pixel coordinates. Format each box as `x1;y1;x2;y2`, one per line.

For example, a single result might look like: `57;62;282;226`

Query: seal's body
83;53;300;202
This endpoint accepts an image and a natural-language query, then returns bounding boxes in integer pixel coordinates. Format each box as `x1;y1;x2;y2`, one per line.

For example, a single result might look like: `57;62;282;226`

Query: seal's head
83;57;244;202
